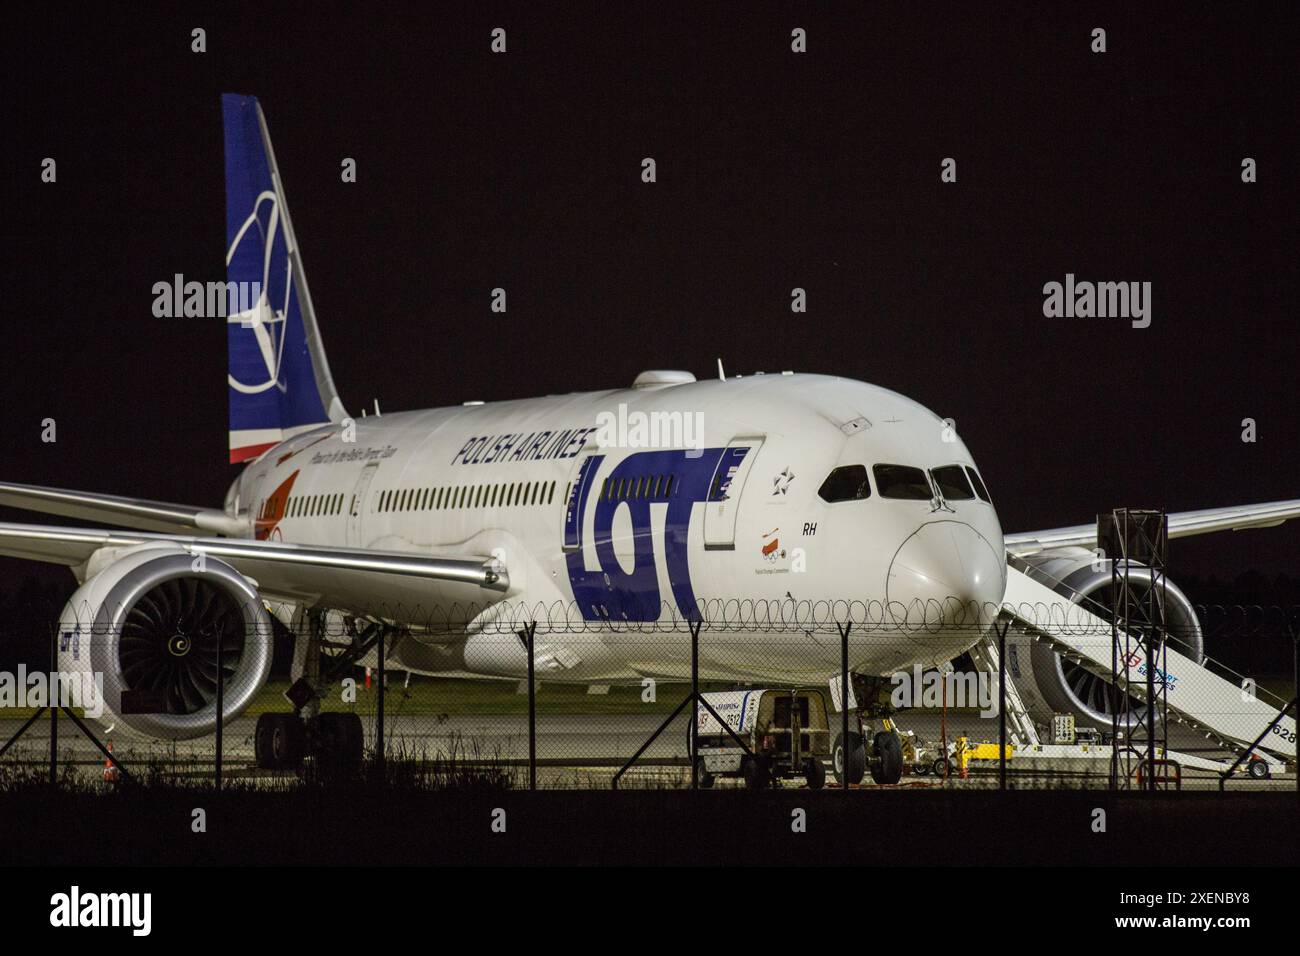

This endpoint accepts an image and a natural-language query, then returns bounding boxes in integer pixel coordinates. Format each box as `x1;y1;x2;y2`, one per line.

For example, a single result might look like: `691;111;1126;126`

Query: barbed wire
42;596;1300;640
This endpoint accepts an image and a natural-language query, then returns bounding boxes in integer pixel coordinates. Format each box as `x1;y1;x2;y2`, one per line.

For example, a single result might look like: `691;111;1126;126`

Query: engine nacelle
1007;547;1204;730
57;544;274;739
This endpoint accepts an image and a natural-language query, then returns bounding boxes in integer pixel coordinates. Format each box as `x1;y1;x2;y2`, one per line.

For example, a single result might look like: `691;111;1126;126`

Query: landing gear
832;732;866;786
834;673;907;786
1247;758;1271;780
313;712;364;772
255;713;306;770
870;730;904;785
254;610;391;774
254;712;364;772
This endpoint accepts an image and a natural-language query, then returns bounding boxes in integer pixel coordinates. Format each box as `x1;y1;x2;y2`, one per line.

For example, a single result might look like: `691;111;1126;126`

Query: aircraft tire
870;731;903;785
832;732;865;787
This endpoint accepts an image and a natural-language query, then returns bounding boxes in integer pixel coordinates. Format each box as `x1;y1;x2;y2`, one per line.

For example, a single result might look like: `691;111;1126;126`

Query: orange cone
102;740;119;782
365;666;372;690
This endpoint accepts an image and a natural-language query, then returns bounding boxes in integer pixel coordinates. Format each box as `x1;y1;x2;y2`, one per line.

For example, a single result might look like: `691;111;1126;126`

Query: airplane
2;94;1298;785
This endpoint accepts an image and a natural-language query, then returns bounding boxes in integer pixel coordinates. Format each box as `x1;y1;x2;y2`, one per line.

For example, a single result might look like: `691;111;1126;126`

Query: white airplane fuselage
233;373;1007;684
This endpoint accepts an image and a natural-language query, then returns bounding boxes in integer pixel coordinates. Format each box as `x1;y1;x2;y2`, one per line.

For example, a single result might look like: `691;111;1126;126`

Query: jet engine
1006;546;1203;730
56;544;274;739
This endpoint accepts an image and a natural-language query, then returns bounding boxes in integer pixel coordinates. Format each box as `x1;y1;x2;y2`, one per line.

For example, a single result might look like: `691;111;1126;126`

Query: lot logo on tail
226;190;292;397
223;93;337;463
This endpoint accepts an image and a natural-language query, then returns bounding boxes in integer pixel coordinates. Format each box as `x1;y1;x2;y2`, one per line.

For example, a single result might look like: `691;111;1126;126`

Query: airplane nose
886;522;1005;628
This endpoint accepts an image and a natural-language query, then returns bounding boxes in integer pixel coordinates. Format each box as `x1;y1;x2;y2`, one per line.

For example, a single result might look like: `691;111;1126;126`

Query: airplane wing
1005;499;1300;555
0;521;509;620
0;481;245;536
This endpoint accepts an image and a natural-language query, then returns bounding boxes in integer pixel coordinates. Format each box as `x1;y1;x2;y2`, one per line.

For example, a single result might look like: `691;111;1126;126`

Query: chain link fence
1;593;1296;793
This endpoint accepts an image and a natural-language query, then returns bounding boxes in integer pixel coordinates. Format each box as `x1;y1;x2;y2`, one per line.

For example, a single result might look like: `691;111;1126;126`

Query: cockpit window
930;465;975;500
872;464;932;500
965;466;992;503
818;465;871;503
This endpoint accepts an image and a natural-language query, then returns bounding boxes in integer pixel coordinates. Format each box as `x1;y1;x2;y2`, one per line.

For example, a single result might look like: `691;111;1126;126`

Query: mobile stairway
973;562;1296;777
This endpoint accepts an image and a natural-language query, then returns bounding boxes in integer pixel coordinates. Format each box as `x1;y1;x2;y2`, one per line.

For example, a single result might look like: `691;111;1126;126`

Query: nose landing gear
870;728;904;784
832;731;866;785
831;673;905;787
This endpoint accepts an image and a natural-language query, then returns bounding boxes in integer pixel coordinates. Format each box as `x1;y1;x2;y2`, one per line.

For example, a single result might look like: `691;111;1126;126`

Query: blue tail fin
223;93;346;463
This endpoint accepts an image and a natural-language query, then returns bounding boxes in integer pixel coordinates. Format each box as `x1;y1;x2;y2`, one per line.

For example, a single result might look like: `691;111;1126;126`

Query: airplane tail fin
223;93;347;464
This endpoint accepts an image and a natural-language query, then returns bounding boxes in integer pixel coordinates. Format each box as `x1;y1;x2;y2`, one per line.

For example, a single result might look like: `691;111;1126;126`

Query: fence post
691;619;700;790
526;621;537;791
998;621;1008;790
1294;623;1298;800
214;624;223;790
839;622;851;793
376;627;385;780
49;626;57;786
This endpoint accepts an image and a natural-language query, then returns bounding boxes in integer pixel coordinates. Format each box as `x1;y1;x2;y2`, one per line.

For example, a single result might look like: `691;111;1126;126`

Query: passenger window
965;466;992;503
872;464;932;500
931;465;975;501
817;465;871;503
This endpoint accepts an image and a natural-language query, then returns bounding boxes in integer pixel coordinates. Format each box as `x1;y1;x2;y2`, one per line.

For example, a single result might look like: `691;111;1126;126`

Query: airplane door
703;437;764;550
346;462;380;547
561;447;601;553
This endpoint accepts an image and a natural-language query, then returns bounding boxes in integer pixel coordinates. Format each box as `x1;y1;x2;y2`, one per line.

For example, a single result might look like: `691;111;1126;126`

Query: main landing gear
254;712;365;772
253;609;381;773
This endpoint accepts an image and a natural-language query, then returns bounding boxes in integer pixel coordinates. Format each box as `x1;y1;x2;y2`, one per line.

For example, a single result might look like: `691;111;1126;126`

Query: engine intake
1009;547;1203;730
58;545;274;739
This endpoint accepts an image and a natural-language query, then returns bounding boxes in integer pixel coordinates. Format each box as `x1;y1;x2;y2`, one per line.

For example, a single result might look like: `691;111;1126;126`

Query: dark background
1;3;1297;649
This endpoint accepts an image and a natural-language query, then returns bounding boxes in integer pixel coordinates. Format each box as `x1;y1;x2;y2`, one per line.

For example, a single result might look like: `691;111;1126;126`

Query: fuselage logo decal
564;447;748;622
254;469;299;540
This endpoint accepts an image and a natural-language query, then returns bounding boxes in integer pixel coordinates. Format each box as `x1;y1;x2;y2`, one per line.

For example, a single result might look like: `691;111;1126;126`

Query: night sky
2;3;1297;597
